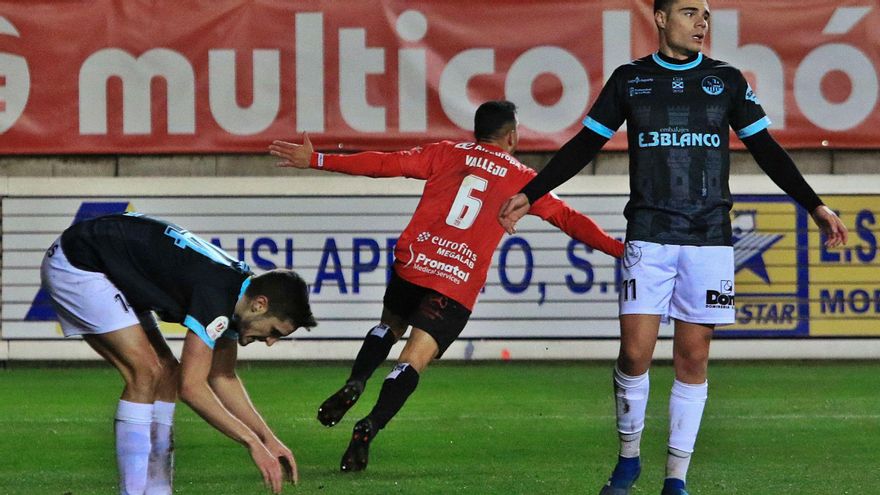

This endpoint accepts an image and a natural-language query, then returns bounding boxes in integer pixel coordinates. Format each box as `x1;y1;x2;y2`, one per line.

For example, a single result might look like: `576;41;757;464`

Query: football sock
348;324;396;385
613;366;649;458
115;400;153;495
366;363;420;430
667;379;708;481
146;401;175;495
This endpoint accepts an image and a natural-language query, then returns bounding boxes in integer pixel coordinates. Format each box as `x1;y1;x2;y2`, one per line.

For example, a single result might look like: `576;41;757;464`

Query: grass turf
0;361;878;494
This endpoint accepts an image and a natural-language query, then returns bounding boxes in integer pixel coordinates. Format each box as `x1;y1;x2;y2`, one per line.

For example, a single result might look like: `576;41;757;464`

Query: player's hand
811;205;848;248
248;441;284;493
264;435;299;485
498;193;531;234
269;132;314;169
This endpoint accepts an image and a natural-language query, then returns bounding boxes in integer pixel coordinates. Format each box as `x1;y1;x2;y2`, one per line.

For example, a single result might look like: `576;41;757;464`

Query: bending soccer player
269;100;624;472
498;1;848;494
40;213;316;494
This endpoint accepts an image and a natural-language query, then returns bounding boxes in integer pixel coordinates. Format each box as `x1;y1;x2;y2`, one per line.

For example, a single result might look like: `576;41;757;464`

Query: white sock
146;401;175;495
613;366;649;458
667;379;708;481
666;447;692;482
115;400;153;495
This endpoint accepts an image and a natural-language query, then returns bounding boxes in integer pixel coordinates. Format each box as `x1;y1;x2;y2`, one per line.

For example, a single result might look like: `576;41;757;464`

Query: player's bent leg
318;308;409;427
84;324;165;403
85;324;165;495
141;314;178;495
663;320;713;495
340;329;437;472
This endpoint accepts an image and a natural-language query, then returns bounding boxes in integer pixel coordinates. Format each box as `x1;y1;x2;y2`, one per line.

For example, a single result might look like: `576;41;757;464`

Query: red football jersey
312;141;623;310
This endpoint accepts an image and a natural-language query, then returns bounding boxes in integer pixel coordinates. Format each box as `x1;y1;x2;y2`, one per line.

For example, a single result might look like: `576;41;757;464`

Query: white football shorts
619;240;735;325
40;237;149;336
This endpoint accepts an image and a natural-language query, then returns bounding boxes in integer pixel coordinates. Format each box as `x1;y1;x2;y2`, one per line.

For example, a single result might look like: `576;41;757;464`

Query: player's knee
673;350;708;380
674;346;709;366
129;358;164;394
618;347;652;374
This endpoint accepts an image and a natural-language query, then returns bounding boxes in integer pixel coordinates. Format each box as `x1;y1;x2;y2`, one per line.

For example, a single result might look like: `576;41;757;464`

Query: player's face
237;314;296;347
657;0;710;58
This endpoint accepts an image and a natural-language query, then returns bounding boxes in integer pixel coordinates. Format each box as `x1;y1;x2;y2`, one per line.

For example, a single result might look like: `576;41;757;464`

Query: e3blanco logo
0;16;29;134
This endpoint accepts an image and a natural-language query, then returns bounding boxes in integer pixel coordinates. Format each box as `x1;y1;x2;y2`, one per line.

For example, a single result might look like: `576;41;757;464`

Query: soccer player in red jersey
270;101;624;472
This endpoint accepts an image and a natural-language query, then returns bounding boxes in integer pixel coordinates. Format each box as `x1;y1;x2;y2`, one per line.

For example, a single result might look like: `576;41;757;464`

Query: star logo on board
731;210;782;284
26;201;135;321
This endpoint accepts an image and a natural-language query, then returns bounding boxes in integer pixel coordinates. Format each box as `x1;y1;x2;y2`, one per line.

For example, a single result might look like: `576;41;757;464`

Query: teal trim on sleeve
183;315;216;349
736;116;772;139
582;116;615;139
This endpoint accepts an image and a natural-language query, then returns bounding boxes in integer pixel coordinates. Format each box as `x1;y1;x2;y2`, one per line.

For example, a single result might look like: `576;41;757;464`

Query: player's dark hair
654;0;675;13
474;100;517;142
246;269;317;328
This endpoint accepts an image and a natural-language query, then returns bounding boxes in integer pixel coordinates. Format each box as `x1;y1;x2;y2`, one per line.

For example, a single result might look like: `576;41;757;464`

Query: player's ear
250;295;269;314
655;9;667;29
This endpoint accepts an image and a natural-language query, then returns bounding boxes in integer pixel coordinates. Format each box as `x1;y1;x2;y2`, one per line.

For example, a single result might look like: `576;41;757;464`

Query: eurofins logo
25;201;134;321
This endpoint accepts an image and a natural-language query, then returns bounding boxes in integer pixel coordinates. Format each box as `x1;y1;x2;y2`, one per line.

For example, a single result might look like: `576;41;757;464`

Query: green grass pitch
0;361;878;494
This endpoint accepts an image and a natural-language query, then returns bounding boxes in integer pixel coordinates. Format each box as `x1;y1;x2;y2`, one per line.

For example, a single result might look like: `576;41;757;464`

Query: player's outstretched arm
269;132;314;169
208;338;299;484
178;332;285;493
498;128;608;234
533;197;624;258
741;130;848;248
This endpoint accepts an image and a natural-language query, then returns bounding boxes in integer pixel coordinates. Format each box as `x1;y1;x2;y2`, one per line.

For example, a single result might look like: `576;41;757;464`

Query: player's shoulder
614;55;657;73
699;55;745;78
605;55;661;84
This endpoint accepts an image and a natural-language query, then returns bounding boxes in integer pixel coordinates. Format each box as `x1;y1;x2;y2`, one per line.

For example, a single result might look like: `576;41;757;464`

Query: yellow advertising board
719;194;879;337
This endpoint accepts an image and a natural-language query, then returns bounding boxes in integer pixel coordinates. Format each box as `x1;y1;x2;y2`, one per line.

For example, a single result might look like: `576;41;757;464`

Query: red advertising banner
0;0;878;153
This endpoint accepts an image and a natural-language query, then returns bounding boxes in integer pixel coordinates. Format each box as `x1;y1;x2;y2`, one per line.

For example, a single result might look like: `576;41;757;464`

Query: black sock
366;363;420;430
348;324;397;385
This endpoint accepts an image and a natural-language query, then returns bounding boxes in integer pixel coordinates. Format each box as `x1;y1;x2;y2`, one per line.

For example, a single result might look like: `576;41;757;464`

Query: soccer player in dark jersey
269;100;624;472
40;213;316;494
498;2;848;494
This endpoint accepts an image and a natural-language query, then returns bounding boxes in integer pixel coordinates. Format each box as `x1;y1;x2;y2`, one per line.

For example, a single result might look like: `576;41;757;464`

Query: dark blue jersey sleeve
730;69;771;139
583;67;627;139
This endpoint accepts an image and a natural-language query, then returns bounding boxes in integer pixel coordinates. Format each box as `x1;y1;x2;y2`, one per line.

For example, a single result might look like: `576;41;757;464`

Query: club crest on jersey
206;316;229;341
701;76;724;96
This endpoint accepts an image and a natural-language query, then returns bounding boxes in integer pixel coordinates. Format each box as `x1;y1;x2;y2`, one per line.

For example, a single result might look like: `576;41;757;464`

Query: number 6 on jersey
446;174;488;230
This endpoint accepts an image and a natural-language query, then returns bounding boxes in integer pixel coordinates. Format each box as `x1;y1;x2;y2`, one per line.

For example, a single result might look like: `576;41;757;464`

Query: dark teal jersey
60;213;251;347
586;53;769;246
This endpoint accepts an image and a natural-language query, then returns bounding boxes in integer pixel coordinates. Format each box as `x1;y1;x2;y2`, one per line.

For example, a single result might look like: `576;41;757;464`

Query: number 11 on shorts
621;278;637;301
